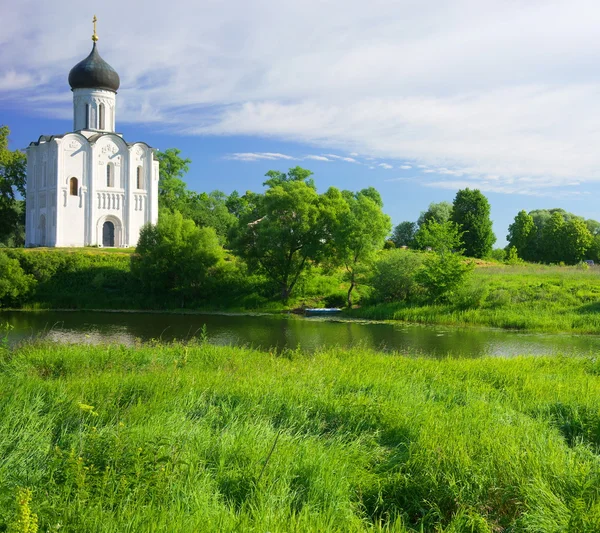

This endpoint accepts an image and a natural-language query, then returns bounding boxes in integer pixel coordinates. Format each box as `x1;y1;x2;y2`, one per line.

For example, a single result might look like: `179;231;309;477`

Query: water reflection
1;310;600;358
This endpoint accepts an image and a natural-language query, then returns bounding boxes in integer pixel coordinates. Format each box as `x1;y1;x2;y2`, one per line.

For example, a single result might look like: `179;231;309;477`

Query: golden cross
92;15;98;42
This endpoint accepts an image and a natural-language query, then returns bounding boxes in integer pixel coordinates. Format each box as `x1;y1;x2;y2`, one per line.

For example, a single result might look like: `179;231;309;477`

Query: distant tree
451;188;496;258
585;219;600;236
391;221;417;248
184;191;237;244
507;210;535;261
329;188;391;306
415;219;464;255
417;201;453;228
132;210;224;306
156;148;191;212
231;168;327;300
0;126;27;245
540;211;566;263
562;218;593;264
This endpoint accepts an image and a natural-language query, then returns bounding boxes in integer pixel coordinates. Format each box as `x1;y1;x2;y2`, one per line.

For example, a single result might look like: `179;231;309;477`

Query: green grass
2;341;600;531
353;263;600;333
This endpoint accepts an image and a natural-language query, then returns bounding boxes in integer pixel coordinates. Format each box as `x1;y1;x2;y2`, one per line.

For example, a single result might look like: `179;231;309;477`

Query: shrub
415;252;474;302
451;279;489;309
0;251;36;307
370;249;423;303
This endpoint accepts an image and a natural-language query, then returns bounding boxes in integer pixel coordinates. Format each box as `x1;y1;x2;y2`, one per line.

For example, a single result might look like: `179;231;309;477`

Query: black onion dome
68;43;120;92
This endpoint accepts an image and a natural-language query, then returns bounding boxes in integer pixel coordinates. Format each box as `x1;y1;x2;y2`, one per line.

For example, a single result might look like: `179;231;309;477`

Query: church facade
25;20;159;247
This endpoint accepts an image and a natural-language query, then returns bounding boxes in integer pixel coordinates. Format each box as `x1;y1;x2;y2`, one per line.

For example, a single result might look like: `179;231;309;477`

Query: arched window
99;103;105;130
137;166;144;189
106;164;114;187
69;177;78;196
85;103;90;129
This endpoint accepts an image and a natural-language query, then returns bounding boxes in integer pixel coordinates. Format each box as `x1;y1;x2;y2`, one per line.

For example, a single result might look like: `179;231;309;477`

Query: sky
3;0;600;246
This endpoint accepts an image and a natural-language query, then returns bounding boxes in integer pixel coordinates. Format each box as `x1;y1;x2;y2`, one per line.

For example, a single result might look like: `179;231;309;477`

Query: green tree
183;191;237;244
416;252;474;302
156;148;191;212
329;188;391;306
417;201;453;228
540;211;566;263
370;249;423;302
451;188;496;258
563;218;593;264
415;219;464;255
391;221;417;248
132;210;224;306
506;210;535;261
0;126;27;245
0;251;35;307
232;168;327;300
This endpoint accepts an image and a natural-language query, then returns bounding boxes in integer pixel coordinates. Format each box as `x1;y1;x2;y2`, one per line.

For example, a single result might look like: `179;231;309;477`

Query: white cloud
305;155;331;161
323;154;359;163
4;0;600;191
226;152;296;162
378;163;393;169
400;164;412;169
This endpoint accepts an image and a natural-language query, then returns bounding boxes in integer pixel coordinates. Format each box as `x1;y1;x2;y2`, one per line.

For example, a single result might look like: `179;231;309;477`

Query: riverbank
1;342;600;531
351;263;600;334
5;248;600;334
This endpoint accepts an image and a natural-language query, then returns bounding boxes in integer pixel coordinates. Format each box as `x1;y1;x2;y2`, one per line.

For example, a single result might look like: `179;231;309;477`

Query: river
2;309;600;358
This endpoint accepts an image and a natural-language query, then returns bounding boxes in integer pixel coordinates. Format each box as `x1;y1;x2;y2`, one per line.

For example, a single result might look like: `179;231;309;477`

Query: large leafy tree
232;168;328;300
329;188;391;306
132;210;224;306
417;201;453;227
156;148;191;213
451;188;496;258
507;210;535;260
0;126;27;245
563;218;593;264
391;221;417;248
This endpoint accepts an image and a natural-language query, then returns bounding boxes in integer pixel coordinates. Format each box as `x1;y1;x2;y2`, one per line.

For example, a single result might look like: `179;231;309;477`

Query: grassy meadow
352;262;600;333
2;341;600;531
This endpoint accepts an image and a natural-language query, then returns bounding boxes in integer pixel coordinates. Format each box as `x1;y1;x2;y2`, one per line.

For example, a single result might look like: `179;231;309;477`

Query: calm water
2;310;600;358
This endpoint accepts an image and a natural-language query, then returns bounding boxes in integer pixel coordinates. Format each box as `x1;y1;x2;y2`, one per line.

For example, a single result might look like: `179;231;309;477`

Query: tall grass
2;341;600;530
354;263;600;333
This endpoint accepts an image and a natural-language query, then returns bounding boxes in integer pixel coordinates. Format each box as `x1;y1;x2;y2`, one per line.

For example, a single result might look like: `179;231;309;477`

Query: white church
25;18;159;248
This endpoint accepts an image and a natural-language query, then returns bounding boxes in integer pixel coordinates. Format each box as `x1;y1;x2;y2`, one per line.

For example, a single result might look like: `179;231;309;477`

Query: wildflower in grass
9;488;38;533
78;403;98;416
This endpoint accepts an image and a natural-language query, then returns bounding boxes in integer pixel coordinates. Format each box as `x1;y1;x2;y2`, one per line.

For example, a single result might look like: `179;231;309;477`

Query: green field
352;263;600;333
2;341;600;531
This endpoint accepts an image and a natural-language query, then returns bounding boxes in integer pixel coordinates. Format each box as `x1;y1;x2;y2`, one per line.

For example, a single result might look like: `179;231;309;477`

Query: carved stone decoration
102;144;118;155
62;188;67;207
67;140;82;151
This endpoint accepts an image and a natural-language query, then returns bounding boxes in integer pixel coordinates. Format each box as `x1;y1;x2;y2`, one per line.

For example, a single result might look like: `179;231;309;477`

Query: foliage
8;488;38;533
328;188;391;306
488;248;506;262
509;208;596;264
0;251;36;307
391;221;416;248
231;168;327;300
415;219;463;254
183;191;237;243
132;211;225;305
5;343;600;530
505;246;521;265
451;188;496;258
417;201;452;228
156;148;191;213
0;126;27;246
415;252;474;302
370;249;423;302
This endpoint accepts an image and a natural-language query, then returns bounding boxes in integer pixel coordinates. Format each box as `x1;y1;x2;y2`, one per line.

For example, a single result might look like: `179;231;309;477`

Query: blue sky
3;0;600;246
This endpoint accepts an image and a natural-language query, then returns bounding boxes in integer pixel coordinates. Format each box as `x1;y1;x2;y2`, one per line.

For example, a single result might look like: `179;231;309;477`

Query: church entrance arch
96;215;123;247
102;221;115;247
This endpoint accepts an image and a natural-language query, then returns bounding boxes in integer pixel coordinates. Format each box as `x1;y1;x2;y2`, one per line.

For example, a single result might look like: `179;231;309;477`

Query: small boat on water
304;308;343;316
